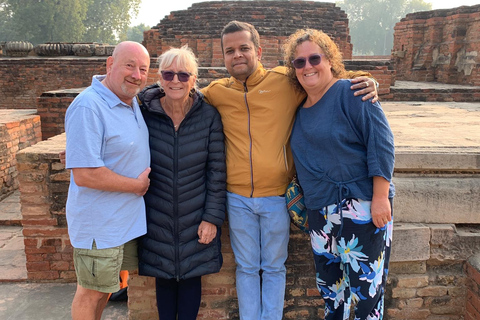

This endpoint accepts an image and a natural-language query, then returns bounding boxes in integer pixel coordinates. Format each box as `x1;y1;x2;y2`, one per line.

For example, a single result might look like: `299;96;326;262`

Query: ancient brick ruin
0;1;479;319
393;4;480;86
0;111;41;197
143;1;352;66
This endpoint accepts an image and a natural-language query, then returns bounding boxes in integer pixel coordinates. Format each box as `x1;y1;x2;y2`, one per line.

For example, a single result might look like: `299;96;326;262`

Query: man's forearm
72;167;150;195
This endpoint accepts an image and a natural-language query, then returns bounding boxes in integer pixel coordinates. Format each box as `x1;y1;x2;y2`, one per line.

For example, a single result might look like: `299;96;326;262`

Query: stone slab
0;282;127;320
395;152;480;171
383;102;480;153
390;223;431;262
393;177;480;224
0;226;26;281
0;109;37;124
393;80;480;90
16;133;66;157
430;224;480;261
0;191;21;225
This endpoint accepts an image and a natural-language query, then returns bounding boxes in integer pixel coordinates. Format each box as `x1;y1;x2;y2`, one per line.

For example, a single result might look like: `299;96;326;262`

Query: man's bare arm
72;167;151;196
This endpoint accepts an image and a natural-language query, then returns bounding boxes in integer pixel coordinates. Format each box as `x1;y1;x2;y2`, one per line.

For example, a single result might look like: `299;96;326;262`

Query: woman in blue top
284;29;395;320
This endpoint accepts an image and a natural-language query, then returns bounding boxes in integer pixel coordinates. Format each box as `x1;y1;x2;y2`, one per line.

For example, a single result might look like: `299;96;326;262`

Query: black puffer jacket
137;84;226;280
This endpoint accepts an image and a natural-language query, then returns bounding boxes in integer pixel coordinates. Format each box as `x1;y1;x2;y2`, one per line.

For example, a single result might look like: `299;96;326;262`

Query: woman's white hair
157;45;198;89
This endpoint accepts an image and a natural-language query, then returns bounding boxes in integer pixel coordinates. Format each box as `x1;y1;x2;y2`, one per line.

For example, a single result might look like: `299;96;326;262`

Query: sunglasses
291;54;324;69
161;70;192;82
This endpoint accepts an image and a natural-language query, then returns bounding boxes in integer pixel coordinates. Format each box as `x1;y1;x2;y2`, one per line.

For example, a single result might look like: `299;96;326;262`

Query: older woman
284;30;395;320
137;45;226;320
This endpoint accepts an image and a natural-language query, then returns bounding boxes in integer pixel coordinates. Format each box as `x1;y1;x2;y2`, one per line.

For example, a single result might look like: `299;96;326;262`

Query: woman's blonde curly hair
283;29;346;93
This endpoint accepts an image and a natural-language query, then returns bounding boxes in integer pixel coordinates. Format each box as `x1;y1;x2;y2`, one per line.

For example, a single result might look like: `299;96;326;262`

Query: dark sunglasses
161;70;192;82
291;54;324;69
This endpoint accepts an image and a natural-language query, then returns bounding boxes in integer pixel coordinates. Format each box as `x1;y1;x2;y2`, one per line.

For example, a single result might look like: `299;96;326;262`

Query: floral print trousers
307;198;393;320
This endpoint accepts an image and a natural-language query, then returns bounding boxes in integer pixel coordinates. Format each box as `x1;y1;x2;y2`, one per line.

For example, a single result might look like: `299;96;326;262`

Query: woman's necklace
162;97;192;130
174;121;183;129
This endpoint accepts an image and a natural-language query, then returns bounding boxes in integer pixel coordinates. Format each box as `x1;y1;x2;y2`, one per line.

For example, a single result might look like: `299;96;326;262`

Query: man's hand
135;167;151;196
197;221;217;244
350;76;378;103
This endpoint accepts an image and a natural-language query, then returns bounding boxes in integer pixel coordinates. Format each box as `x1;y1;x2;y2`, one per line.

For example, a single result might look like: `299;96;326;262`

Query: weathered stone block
397;274;429;288
395;152;480;171
431;225;480;261
391;223;430;262
393;177;480;224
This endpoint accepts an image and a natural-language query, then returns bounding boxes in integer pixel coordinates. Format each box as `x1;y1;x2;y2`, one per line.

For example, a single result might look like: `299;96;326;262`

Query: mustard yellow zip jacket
201;63;304;198
202;62;371;198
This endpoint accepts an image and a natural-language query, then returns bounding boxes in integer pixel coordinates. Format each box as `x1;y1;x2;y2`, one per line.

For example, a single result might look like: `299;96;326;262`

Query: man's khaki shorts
73;238;138;293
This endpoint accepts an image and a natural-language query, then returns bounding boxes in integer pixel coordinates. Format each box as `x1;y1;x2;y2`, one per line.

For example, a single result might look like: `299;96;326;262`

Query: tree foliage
337;0;432;55
121;23;151;43
0;1;15;40
0;0;140;44
83;0;141;44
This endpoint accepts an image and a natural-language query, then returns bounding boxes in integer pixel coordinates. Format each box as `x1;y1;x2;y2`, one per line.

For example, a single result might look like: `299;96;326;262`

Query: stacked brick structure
0;58;106;109
392;5;480;86
37;89;85;140
143;1;352;67
0;110;41;198
16;134;74;281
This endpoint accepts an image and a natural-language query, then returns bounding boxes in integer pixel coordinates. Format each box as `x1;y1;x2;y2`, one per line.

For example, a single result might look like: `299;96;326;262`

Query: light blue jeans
227;192;290;320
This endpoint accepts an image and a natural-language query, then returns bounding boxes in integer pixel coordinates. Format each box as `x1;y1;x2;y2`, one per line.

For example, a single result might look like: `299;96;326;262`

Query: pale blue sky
132;0;480;27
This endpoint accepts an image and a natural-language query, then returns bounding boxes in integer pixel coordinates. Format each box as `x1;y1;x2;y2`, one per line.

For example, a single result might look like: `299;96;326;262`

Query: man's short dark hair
220;20;261;52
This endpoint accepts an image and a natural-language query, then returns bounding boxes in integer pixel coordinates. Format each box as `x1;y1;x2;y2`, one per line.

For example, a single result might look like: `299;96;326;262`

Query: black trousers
155;276;202;320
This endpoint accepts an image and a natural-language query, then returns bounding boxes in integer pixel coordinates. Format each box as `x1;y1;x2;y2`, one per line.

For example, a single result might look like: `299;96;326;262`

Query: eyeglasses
291;54;324;69
161;70;192;82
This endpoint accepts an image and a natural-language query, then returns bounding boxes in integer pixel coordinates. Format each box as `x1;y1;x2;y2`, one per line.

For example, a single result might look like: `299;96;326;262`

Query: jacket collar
228;62;266;91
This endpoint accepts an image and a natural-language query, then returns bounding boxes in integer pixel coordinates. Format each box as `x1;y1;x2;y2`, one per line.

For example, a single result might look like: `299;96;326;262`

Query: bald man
65;41;151;320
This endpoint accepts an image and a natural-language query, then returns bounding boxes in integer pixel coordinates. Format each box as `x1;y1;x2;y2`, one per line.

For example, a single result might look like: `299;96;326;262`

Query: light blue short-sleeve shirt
65;75;150;249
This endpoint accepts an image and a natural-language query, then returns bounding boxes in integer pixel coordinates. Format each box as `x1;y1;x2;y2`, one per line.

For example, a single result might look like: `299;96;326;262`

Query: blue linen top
65;75;150;249
291;79;395;210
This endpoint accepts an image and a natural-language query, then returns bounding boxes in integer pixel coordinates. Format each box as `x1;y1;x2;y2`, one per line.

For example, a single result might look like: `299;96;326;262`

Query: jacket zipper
283;145;289;172
243;82;254;198
173;126;180;281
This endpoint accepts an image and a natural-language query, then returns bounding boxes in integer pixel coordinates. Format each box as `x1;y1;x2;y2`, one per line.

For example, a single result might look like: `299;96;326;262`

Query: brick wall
344;60;395;97
392;5;480;86
386;225;476;319
37;89;85;141
0;57;106;110
466;254;480;320
143;1;352;67
16;134;73;281
0;110;41;198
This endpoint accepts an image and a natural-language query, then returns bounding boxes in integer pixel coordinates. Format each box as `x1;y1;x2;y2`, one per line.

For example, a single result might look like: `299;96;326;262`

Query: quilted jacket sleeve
202;109;227;226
